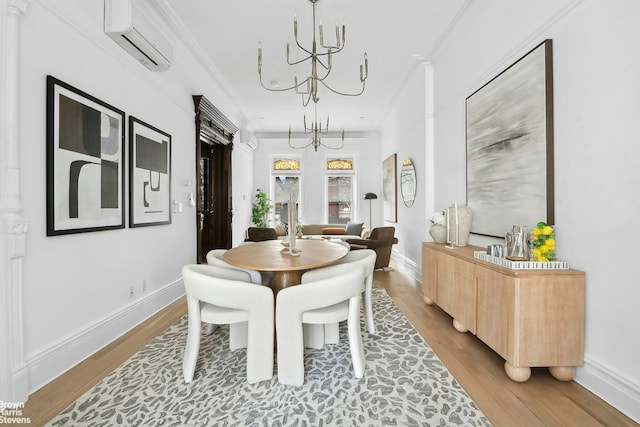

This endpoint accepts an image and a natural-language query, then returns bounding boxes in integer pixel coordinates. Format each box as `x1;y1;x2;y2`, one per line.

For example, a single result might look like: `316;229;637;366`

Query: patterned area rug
47;289;491;426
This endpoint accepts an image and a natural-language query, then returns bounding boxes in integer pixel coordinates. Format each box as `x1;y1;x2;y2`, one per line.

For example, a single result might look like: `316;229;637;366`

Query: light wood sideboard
422;242;585;382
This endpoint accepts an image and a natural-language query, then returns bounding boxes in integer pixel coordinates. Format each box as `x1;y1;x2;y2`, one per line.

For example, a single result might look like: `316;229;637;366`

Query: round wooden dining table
223;239;349;293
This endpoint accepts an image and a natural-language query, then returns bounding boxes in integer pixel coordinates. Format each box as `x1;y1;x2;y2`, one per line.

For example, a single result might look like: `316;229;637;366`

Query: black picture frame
129;116;172;227
466;39;554;237
46;76;125;236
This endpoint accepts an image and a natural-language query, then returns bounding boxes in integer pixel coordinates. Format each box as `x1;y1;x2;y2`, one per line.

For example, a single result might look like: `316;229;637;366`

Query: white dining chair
276;263;366;386
298;249;377;349
181;264;274;384
206;249;264;285
205;249;270;335
335;249;377;334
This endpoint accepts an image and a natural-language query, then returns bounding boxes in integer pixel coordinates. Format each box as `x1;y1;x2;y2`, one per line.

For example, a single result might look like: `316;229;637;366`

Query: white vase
429;224;447;243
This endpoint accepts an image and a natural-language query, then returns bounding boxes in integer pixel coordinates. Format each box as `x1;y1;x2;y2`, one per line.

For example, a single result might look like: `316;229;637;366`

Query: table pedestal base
270;270;307;295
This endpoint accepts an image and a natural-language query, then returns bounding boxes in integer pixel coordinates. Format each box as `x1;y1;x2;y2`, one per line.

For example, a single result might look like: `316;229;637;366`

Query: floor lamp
363;192;378;230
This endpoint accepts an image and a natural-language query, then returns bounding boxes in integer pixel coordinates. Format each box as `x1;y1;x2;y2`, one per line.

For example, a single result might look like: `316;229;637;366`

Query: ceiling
156;0;469;135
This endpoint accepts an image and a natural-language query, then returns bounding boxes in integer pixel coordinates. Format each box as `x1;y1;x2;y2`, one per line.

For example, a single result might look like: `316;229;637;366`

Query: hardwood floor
21;265;638;426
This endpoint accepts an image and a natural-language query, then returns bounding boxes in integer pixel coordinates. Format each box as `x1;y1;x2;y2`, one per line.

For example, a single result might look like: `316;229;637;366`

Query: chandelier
288;104;344;152
258;0;368;107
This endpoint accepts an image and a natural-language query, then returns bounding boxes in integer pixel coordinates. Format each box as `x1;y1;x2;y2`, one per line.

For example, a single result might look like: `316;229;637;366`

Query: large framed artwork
46;76;125;236
382;153;397;222
466;39;554;238
129;117;172;227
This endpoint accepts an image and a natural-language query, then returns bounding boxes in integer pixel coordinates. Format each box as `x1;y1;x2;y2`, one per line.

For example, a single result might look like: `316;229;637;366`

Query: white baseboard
390;250;422;283
575;356;640;423
25;279;185;395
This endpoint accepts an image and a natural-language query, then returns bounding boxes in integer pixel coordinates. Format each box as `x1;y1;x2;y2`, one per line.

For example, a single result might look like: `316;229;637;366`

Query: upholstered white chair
336;249;377;334
205;249;271;335
206;249;263;285
181;264;274;384
275;263;366;386
299;249;377;349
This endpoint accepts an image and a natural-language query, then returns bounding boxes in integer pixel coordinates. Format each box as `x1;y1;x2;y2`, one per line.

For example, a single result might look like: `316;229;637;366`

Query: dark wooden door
197;141;232;263
193;95;237;264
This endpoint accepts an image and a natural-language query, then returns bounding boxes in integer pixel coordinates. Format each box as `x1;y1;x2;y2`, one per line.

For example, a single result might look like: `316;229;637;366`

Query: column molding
1;0;30;403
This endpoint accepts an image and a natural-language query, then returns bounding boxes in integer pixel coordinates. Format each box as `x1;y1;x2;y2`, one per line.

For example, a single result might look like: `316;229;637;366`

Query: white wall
251;135;381;228
423;0;639;421
379;62;429;281
231;143;257;247
12;0;248;394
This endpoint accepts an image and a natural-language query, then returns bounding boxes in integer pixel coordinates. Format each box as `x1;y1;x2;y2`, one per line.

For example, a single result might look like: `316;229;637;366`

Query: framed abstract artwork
46;76;125;236
129;117;172;227
382;153;397;222
466;39;554;237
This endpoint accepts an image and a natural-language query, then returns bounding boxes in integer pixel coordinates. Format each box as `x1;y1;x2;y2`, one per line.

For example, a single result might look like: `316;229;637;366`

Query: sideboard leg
452;319;468;333
549;366;576;381
504;362;531;382
423;296;434;305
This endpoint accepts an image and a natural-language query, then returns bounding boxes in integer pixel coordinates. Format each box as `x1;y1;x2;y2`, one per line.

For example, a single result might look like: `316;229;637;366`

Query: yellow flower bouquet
531;221;556;261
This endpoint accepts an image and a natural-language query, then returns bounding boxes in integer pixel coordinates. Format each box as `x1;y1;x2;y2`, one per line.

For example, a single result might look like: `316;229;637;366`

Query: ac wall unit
234;130;257;149
104;0;173;71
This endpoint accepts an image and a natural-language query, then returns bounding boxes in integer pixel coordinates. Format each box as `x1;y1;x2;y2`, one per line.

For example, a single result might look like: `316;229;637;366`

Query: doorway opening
193;95;237;263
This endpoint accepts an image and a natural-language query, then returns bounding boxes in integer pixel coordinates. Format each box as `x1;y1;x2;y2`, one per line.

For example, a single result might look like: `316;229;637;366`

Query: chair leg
277;320;305;386
229;322;248;350
363;287;376;334
182;305;202;383
205;323;218;335
347;297;365;378
246;317;274;384
324;322;340;344
303;324;325;349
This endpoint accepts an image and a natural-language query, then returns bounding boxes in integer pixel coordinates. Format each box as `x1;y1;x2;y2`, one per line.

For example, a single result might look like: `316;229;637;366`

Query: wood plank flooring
21;265;638;426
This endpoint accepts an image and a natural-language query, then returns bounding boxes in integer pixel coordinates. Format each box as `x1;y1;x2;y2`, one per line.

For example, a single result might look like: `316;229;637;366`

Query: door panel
197;141;232;263
193;95;237;264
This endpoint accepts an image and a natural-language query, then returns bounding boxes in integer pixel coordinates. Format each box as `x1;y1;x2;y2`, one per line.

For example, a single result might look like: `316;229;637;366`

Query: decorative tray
473;251;569;270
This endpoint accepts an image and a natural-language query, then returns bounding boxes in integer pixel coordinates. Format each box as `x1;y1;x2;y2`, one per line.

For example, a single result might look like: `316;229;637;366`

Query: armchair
245;227;278;242
346;226;398;270
276;263;366;386
181;264;274;384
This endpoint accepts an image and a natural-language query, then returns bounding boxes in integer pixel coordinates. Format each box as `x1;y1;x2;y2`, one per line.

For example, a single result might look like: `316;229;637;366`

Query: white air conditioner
104;0;172;71
234;130;257;149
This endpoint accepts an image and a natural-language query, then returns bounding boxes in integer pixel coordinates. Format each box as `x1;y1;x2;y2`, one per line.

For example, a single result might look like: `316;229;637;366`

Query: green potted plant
251;189;273;228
